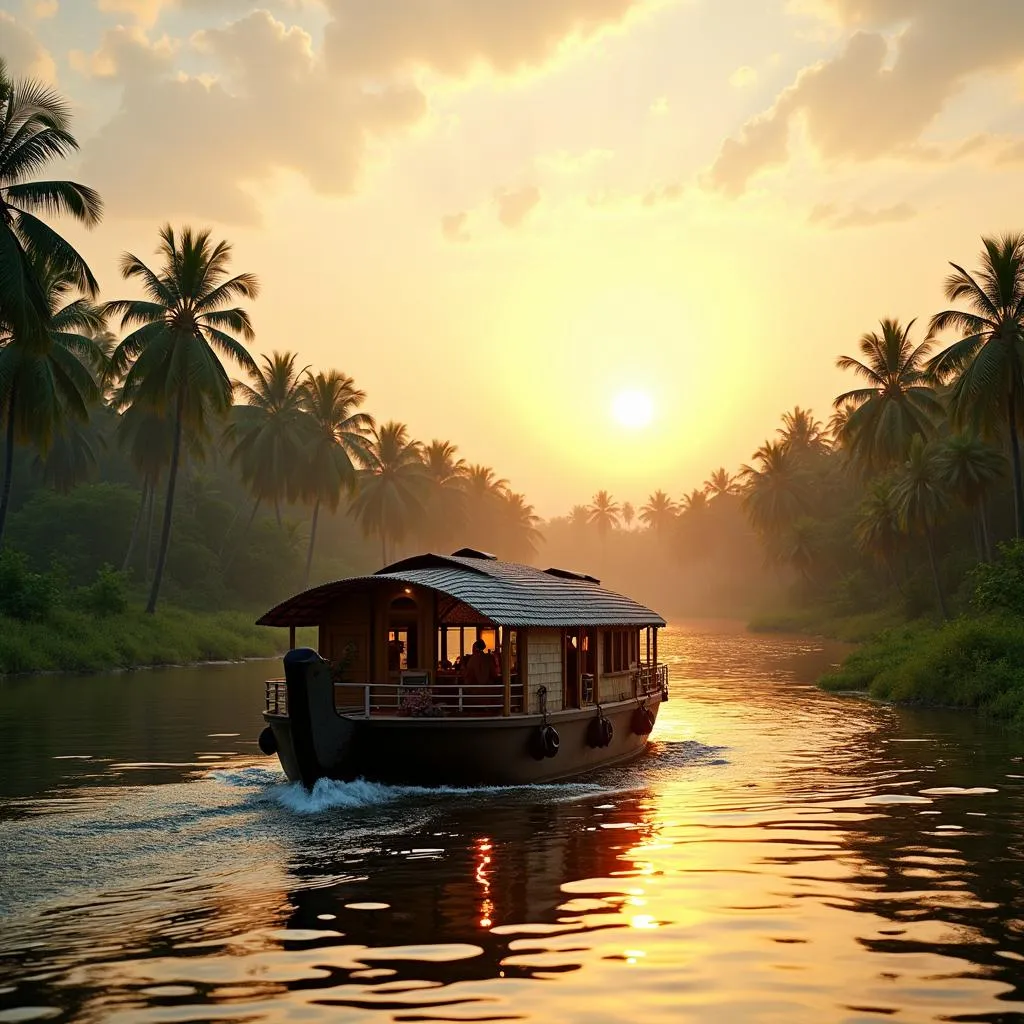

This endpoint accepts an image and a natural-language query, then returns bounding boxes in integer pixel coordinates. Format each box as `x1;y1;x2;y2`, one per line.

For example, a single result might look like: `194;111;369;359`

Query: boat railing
265;679;288;716
635;663;669;694
334;681;525;717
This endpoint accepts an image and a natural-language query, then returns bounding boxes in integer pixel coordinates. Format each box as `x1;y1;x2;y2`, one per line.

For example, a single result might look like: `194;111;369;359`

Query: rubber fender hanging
661;684;669;702
586;716;605;748
258;726;278;756
528;727;547;760
631;707;655;736
542;725;560;758
599;716;614;747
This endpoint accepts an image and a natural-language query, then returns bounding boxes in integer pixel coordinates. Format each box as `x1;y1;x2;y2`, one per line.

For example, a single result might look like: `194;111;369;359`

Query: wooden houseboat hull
262;648;664;788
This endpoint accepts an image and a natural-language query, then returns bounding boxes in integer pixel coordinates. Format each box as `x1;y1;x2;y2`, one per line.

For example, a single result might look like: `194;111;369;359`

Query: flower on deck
398;688;446;717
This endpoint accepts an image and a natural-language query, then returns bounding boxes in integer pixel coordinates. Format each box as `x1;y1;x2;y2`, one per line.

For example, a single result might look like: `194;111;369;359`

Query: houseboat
256;549;669;789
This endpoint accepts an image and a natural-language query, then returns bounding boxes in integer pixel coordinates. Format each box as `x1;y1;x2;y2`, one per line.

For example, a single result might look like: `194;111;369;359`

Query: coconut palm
0;59;102;348
680;489;709;515
704;468;738;499
568;504;590;530
777;406;830;459
350;421;427;566
928;234;1024;537
0;258;103;543
228;350;311;529
587;490;620;539
622;501;635;530
639;489;677;534
936;432;1004;561
854;476;906;593
893;435;950;619
421;439;467;550
834;318;942;474
104;225;259;613
500;491;542;561
296;370;373;585
739;441;808;549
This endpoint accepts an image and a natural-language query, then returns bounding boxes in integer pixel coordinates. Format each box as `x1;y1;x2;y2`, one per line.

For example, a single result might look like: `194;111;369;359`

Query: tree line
0;59;541;614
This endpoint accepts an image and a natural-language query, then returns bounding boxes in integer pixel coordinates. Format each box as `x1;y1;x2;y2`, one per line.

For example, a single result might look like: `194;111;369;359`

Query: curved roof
257;552;665;629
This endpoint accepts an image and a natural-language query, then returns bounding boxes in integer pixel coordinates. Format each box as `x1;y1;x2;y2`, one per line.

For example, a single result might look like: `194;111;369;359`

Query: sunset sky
3;0;1024;516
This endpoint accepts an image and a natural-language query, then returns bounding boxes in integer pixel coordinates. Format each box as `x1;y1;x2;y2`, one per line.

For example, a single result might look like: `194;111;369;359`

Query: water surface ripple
2;622;1024;1023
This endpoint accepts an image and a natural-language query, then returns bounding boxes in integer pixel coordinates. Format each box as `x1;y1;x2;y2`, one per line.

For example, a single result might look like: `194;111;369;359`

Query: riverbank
0;605;301;675
747;605;907;643
817;614;1024;728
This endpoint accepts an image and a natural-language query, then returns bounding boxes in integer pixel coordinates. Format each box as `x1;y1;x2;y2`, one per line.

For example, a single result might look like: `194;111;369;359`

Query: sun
611;389;654;430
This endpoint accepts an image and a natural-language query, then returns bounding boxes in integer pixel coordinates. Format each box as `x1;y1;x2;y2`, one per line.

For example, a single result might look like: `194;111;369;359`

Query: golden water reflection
2;623;1024;1022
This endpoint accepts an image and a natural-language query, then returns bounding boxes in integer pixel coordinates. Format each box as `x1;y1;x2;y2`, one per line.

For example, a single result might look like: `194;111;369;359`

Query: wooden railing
635;663;669;695
335;681;525;717
265;679;288;716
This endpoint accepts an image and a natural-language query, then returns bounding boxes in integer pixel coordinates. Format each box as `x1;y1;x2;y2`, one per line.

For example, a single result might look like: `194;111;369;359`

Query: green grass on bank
818;614;1024;727
0;605;307;675
747;605;908;643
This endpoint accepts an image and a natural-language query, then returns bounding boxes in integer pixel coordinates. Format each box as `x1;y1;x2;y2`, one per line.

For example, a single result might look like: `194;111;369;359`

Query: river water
1;622;1023;1023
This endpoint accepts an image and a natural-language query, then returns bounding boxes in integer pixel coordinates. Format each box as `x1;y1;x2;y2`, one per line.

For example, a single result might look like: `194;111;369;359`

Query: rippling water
2;622;1024;1023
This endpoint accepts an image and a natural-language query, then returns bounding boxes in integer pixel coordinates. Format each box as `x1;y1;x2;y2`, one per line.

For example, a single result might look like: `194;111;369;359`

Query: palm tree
421;439;467;550
639;489;677;534
936;432;1004;561
350;421;427;566
587;490;620;539
854;476;906;593
928;234;1024;537
704;468;738;499
739;441;808;550
228;350;311;529
777;406;830;459
105;225;259;613
296;370;372;585
500;491;543;561
893;435;950;619
680;489;709;515
568;504;589;530
834;318;942;474
621;501;635;531
462;464;509;550
0;59;102;348
0;259;103;542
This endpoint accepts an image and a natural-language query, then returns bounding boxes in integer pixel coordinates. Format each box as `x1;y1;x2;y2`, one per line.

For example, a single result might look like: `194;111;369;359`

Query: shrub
970;539;1024;616
74;564;129;617
0;549;60;622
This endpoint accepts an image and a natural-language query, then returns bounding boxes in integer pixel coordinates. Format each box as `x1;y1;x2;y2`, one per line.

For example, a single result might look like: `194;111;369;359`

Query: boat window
602;629;635;673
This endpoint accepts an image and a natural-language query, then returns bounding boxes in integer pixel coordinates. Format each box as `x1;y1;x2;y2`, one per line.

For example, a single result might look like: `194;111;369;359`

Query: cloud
25;0;59;19
808;200;917;229
710;0;1024;194
69;25;177;81
0;12;58;81
494;185;541;228
321;0;646;79
80;10;426;223
729;65;757;89
441;211;470;242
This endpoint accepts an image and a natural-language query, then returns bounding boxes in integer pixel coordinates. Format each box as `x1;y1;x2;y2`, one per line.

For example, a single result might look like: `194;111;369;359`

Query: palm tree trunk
1008;391;1024;538
145;483;157;582
980;498;993;562
146;395;184;615
122;479;151;573
0;387;17;547
381;530;387;567
222;496;261;570
275;498;282;528
304;498;321;588
924;526;949;621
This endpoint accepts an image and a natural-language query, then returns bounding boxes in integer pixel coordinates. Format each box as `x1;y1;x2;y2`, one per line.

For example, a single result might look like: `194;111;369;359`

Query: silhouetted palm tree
422;439;467;550
928;234;1024;536
621;501;635;530
587;490;620;539
0;259;103;542
0;59;102;348
297;370;372;585
500;491;542;561
777;406;830;460
105;225;259;612
639;490;677;534
936;432;1004;561
703;468;738;498
229;351;311;528
739;441;808;550
834;318;942;475
894;436;950;619
854;476;906;593
350;421;427;566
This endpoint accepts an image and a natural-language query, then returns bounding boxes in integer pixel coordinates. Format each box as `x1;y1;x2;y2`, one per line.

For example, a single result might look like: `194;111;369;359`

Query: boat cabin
258;549;667;719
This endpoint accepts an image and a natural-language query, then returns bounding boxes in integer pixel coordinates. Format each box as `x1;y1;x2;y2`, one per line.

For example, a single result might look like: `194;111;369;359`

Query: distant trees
587;490;620;539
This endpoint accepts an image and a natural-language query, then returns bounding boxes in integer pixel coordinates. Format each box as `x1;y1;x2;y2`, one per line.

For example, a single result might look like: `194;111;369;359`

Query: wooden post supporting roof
501;625;511;717
289;625;296;651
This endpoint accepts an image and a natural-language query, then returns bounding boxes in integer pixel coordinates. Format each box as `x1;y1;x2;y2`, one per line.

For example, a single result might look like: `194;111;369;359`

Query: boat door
564;631;581;709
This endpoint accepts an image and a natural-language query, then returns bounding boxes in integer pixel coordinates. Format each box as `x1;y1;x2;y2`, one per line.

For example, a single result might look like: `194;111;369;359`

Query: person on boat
460;639;498;686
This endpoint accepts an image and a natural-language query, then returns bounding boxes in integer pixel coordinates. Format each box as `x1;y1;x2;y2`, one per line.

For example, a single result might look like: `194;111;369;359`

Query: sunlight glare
612;389;654;430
